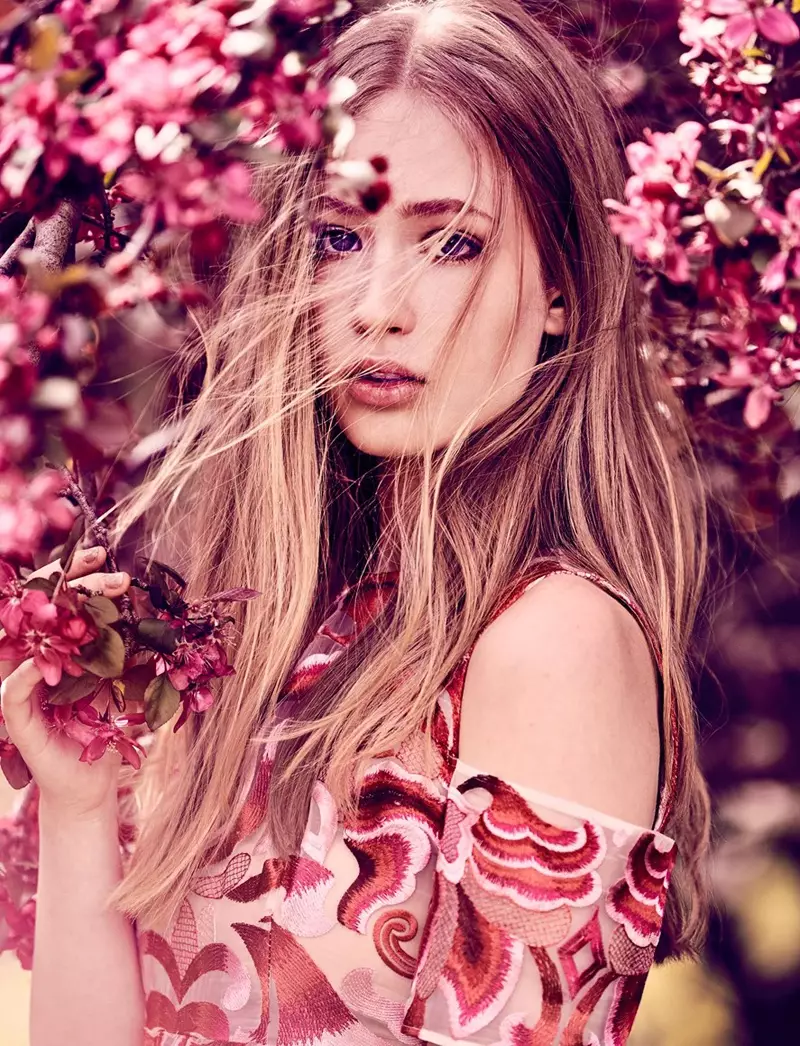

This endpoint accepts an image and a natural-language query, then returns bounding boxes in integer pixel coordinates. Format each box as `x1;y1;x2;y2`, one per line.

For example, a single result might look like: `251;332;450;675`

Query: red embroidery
372;909;419;978
606;832;677;947
557;908;606;999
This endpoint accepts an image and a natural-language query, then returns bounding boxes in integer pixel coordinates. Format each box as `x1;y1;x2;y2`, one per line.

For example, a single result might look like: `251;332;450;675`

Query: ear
543;290;566;337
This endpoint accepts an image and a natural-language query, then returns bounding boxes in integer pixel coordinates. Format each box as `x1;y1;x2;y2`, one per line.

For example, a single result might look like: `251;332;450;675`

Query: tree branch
31;198;82;272
0;217;34;276
57;465;136;649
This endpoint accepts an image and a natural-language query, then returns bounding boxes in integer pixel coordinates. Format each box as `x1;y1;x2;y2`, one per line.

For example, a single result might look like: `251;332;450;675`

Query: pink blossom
0;468;76;559
709;1;800;48
0;587;95;686
48;698;146;768
151;599;238;732
0;787;38;970
604;123;708;283
679;8;730;66
757;189;800;293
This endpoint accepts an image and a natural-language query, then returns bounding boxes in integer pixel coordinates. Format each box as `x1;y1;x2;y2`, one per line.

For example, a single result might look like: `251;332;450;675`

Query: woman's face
313;89;565;457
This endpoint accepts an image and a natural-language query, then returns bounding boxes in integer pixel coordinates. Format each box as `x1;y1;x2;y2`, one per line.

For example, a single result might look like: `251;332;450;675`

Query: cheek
456;273;532;377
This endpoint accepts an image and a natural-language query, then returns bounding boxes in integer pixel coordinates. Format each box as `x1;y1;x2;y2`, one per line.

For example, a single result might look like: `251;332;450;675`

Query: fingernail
106;572;125;586
85;546;103;562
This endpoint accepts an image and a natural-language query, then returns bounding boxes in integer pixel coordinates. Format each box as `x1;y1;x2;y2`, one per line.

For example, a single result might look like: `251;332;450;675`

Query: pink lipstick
346;358;426;408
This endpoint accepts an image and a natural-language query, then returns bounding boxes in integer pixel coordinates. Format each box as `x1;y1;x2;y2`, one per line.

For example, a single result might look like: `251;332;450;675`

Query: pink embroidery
192;852;252;899
455;775;606;911
340;967;418;1042
338;827;431;934
439;886;526;1037
404;770;674;1043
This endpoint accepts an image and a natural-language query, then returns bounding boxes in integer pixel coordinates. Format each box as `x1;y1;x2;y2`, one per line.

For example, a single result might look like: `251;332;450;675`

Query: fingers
67;569;130;598
0;657;48;759
25;545;108;586
24;547;130;598
65;545;107;581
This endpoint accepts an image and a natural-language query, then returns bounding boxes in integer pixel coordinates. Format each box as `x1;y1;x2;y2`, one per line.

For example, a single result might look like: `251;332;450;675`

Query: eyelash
311;224;483;264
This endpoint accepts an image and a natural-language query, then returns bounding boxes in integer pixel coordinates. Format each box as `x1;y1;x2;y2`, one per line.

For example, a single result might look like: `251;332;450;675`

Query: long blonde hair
110;0;712;958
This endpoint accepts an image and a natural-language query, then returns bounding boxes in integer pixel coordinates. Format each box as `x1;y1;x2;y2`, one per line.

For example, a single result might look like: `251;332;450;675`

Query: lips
347;358;425;383
345;359;426;408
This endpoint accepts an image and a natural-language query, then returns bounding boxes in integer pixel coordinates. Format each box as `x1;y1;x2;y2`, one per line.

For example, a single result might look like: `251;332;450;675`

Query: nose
350;242;416;338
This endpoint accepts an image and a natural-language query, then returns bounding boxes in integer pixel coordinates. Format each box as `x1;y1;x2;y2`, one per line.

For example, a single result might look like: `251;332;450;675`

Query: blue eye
312;224;483;263
429;231;483;262
314;224;361;258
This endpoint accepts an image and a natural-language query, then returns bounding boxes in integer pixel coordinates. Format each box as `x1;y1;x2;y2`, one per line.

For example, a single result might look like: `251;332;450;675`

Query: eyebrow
316;194;493;223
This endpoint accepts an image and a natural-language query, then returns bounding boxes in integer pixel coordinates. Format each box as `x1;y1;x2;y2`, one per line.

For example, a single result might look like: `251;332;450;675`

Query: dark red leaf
0;747;32;790
119;660;157;703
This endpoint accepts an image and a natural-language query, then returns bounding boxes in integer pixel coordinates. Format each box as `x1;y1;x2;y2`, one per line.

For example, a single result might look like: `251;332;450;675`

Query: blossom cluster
0;550;257;786
0;560;96;685
0;785;37;969
0;0;338;220
604;0;800;428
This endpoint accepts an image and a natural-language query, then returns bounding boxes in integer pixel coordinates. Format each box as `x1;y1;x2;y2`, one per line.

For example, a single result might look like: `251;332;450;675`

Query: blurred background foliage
1;0;799;1043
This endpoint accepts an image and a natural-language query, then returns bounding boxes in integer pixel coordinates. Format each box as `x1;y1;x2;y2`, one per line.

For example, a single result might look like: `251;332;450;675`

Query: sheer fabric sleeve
400;758;676;1046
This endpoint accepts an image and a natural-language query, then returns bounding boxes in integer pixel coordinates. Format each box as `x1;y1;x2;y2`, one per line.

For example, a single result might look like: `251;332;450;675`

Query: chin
340;423;418;458
336;407;429;458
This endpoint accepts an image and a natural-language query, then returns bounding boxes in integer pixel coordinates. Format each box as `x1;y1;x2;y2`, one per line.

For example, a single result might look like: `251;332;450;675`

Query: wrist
38;792;119;830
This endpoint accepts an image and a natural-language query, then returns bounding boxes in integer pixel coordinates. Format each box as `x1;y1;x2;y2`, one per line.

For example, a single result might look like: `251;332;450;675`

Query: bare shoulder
458;571;661;827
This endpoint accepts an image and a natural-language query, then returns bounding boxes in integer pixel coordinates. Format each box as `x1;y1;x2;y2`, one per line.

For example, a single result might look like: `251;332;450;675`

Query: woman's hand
0;546;131;819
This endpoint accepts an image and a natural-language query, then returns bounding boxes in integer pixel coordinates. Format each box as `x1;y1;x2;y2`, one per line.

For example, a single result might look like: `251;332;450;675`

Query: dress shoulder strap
442;555;679;835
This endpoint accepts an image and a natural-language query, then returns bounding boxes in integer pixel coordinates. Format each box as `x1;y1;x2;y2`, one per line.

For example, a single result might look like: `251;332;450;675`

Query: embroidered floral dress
136;557;679;1046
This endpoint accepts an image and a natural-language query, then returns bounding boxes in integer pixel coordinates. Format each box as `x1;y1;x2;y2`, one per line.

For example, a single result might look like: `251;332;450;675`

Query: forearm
31;797;145;1046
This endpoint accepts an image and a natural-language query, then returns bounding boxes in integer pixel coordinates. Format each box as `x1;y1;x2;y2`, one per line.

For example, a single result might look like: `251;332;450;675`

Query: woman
1;0;712;1043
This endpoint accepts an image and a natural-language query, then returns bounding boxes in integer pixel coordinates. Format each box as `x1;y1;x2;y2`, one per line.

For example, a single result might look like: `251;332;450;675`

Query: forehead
335;89;496;216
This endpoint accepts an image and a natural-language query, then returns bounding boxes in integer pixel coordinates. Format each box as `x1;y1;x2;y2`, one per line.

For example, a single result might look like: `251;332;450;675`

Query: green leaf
144;674;181;731
135;618;180;656
74;626;126;678
46;672;99;706
22;572;59;596
82;594;120;627
59;515;86;572
119;661;158;703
